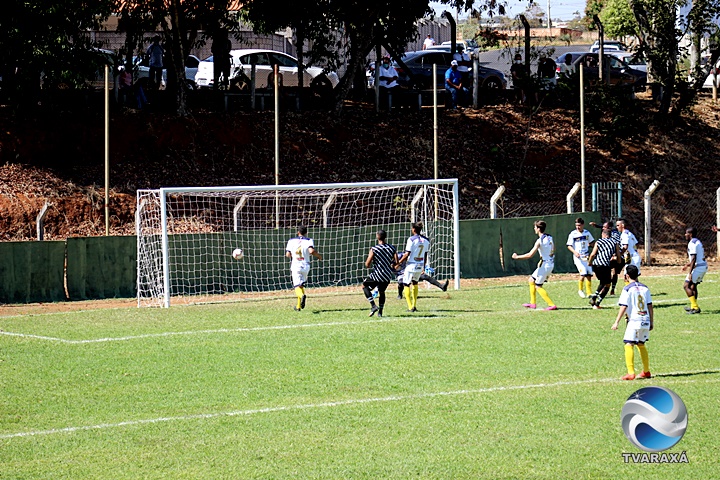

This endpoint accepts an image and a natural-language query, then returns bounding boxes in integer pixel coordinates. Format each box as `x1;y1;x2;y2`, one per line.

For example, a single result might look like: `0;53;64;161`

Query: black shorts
610;257;624;274
363;279;390;291
594;265;613;285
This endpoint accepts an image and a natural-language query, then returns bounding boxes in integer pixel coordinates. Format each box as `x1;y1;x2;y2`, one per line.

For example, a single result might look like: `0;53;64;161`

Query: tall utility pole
547;0;552;29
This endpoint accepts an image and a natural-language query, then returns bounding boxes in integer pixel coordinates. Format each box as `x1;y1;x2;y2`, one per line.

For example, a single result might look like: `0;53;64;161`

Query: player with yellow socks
512;220;558;311
611;265;653;380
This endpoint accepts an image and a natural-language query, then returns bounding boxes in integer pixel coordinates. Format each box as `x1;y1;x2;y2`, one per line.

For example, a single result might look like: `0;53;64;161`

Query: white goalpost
136;179;460;307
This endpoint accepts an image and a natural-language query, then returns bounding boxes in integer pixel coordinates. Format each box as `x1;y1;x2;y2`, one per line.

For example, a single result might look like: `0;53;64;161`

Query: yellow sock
578;279;583;291
536;286;554;306
637;344;650;373
405;285;413;309
412;284;419;309
585;278;593;295
529;283;537;304
295;287;305;309
624;344;635;375
689;296;699;310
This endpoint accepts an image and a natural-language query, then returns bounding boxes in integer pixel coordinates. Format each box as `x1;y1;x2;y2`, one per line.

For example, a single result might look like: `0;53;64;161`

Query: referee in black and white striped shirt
363;230;399;318
587;228;621;309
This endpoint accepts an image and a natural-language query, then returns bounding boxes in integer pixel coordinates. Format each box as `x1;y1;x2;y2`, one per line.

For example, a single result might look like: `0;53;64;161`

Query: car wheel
310;75;334;102
483;77;502;90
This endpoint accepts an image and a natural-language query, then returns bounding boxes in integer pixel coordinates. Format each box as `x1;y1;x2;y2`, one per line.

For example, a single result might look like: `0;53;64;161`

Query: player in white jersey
566;217;595;298
285;226;322;311
616;218;641;278
397;222;430;312
512;220;557;310
682;226;707;314
612;265;653;380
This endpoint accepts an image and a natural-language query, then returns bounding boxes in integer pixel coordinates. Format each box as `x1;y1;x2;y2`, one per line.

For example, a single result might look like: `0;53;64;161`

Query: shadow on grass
653;302;686;309
656;370;720;378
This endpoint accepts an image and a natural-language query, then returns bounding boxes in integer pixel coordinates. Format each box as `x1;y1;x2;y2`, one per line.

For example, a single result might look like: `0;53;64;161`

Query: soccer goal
136;179;460;307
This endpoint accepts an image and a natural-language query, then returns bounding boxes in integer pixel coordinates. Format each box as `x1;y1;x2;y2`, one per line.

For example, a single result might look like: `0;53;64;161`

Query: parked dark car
394;50;506;91
555;52;646;90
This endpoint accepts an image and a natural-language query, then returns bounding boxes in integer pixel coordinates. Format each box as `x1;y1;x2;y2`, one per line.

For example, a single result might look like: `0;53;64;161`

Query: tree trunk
166;0;187;116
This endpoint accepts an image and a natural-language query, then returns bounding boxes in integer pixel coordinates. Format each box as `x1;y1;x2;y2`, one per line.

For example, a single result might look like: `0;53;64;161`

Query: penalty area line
2;368;719;440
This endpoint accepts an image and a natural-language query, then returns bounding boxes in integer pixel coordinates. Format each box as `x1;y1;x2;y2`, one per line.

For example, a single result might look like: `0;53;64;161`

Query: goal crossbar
137;179;460;307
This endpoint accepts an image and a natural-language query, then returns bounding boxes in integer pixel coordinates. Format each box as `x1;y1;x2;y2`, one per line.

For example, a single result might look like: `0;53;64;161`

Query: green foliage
584;0;606;29
0;0;114;102
600;0;639;39
1;274;719;477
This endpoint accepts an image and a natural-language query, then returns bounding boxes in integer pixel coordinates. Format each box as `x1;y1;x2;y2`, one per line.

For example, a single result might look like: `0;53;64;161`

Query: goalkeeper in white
285;226;323;311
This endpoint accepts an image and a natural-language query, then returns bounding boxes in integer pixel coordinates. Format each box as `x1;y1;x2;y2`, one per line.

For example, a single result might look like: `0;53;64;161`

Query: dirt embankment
0;95;718;253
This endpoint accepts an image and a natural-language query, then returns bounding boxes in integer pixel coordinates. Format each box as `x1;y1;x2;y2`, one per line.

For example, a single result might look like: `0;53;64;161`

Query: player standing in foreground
567;217;595;298
285;226;322;311
398;222;430;312
682;227;707;314
611;265;653;380
616;218;641;280
512;220;558;310
362;230;398;317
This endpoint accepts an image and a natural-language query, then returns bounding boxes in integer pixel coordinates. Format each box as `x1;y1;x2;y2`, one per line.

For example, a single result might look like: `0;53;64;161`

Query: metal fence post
36;202;50;241
644;180;660;265
490;186;505;219
717;187;720;253
567;183;581;213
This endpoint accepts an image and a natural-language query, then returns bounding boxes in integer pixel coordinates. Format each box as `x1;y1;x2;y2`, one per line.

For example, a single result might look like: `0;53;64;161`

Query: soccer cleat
377;309;383;318
610;289;615;296
293;306;302;312
593;305;602;309
686;308;701;314
369;305;379;317
442;280;449;292
684;306;692;311
522;303;537;309
397;295;403;300
544;305;558;311
622;374;636;381
638;371;652;379
578;290;586;298
406;307;417;313
589;294;597;307
300;295;306;310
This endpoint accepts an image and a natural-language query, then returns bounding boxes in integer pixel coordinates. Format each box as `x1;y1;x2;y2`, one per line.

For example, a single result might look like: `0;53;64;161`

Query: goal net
136;179;459;307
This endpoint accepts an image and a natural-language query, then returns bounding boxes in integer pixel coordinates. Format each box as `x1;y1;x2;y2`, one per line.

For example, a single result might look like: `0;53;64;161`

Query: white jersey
688;238;706;267
621;230;638;255
378;64;399;88
423;37;436;49
566;229;594;257
618;282;652;322
537;234;555;264
285;236;315;270
404;234;430;265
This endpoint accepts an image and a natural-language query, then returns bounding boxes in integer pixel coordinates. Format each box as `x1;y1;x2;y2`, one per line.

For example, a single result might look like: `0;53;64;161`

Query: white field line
0;316;440;344
1;295;717;345
2;369;718;440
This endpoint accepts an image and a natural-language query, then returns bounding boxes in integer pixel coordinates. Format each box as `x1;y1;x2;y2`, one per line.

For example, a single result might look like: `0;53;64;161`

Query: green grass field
2;273;719;479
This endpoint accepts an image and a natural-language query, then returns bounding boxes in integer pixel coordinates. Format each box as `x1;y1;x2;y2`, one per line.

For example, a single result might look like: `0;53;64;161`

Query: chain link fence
461;183;717;266
647;187;717;265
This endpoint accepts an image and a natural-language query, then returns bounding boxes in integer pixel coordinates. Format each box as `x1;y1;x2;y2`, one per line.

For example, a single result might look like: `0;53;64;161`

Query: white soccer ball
232;248;244;260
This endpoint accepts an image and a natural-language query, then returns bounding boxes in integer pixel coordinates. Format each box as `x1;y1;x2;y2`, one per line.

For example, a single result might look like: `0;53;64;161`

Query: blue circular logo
621;386;688;452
